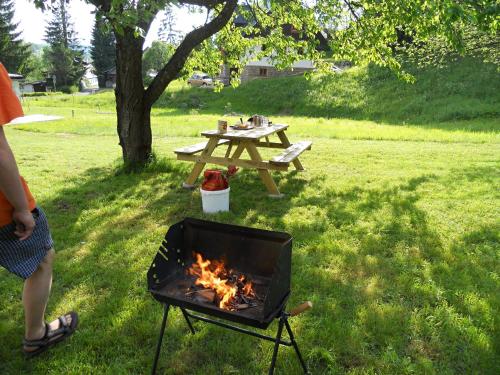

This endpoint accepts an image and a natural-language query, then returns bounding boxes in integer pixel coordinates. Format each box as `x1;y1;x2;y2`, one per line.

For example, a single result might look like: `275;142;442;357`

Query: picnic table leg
231;142;245;159
244;142;282;197
182;138;219;189
224;141;234;158
276;131;305;171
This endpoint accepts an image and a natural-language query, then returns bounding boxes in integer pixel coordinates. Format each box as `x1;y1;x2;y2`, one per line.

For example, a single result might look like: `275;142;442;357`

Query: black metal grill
147;218;309;374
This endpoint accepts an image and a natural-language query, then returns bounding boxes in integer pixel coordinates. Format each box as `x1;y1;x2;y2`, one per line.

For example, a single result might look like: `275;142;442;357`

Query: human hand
12;209;35;240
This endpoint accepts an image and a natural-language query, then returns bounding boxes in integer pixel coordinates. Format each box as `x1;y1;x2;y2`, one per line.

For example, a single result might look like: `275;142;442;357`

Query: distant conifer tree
44;0;86;89
0;0;32;74
90;15;115;88
158;7;179;45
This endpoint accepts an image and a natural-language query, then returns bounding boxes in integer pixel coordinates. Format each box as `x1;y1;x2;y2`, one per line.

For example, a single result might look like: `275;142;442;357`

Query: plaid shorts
0;207;54;279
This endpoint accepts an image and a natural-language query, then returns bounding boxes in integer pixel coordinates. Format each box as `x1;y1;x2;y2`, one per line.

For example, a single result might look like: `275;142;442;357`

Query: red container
202;170;228;191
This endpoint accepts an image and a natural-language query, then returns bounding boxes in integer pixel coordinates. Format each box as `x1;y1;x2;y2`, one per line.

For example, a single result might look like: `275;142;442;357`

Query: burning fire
188;253;255;310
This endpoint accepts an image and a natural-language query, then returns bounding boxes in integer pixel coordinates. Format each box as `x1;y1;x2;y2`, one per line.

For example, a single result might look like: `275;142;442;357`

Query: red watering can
202;166;238;191
202;170;228;191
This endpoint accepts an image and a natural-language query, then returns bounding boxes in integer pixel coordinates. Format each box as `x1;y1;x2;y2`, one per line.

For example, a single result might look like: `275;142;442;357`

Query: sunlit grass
0;124;498;374
0;57;498;374
19;56;499;144
16;106;500;144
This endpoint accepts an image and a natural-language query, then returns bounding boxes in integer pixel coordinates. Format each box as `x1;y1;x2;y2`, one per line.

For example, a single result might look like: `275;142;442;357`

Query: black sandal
23;311;79;358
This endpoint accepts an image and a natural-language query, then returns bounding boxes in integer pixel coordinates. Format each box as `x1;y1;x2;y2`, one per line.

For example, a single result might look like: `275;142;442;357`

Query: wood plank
224;141;234;158
244;142;282;197
201;124;288;141
276;131;306;170
174;139;229;155
254;141;287;149
269;141;312;165
183;138;219;187
231;142;246;159
176;154;289;171
253;141;311;149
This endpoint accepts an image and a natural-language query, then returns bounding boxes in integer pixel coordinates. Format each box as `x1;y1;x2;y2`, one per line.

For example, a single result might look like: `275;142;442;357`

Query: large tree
91;15;116;88
44;0;86;89
0;0;32;74
33;0;498;167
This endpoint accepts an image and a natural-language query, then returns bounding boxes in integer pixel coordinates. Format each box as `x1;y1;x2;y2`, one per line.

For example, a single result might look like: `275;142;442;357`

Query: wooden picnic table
174;123;311;197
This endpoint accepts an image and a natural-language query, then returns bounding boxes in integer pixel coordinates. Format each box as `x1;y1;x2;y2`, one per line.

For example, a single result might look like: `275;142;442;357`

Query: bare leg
23;248;54;341
22;249;72;351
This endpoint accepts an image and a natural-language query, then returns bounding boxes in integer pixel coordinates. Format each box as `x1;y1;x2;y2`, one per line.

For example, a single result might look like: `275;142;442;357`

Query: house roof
25;81;47;85
8;73;24;80
232;5;330;51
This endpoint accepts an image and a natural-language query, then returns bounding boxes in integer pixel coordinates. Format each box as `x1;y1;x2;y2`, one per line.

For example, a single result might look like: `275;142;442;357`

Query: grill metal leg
152;304;170;375
268;317;285;375
181;308;196;334
150;303;308;374
284;318;309;374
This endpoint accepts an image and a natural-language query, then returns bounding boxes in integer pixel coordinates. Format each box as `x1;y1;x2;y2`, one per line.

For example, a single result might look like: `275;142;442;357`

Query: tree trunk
110;0;237;168
114;30;151;166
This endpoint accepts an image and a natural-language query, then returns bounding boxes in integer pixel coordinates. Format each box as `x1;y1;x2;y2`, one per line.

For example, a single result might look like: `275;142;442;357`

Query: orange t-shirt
0;62;36;227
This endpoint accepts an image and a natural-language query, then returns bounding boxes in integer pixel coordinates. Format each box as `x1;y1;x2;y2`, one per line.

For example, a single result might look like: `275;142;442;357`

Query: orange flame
187;253;255;310
242;281;255;297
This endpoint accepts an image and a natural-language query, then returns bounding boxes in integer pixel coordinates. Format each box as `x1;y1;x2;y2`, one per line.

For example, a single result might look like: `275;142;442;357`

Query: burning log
186;288;216;303
234;303;250;310
186;252;260;311
196;289;216;303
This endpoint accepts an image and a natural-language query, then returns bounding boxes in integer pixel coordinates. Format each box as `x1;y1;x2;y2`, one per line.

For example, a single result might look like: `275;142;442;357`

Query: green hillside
28;57;499;126
156;57;499;126
21;57;499;143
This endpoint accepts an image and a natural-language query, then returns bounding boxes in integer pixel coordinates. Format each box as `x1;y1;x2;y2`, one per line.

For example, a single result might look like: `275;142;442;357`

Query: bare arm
0;126;29;210
0;126;35;239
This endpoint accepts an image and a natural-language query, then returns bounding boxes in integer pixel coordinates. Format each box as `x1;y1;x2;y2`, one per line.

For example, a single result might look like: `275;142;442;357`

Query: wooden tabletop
201;123;288;141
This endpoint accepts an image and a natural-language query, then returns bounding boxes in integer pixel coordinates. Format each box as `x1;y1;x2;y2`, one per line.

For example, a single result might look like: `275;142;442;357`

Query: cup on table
253;115;264;127
218;120;228;133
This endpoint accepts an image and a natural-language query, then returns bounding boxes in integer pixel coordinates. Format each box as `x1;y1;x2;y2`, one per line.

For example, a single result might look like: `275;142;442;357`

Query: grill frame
147;217;292;329
147;218;309;375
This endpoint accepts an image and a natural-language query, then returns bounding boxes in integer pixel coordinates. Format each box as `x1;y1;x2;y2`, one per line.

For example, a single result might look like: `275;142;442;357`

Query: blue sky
14;0;206;47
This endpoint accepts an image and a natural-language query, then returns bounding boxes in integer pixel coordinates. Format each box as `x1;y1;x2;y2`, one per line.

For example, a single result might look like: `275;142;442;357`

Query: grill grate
147;218;310;374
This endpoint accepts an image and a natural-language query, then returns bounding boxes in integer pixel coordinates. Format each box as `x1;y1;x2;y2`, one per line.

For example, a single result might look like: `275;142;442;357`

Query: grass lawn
0;59;499;374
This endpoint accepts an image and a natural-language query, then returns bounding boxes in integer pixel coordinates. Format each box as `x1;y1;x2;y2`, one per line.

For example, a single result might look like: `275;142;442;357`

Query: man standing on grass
0;62;78;357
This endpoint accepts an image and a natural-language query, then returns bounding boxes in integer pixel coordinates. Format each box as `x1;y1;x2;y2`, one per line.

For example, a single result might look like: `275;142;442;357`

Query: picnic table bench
174;123;311;197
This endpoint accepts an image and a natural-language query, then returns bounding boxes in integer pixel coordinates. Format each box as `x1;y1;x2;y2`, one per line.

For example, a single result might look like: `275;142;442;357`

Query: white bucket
200;187;230;213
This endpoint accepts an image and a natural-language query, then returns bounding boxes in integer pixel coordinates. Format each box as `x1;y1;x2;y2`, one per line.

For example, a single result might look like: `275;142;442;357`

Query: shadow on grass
449;165;500;185
1;163;498;374
288;175;498;374
0;161;315;374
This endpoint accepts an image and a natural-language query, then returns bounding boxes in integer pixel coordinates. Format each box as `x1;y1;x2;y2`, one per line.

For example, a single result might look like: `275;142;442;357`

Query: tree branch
178;0;227;8
144;0;237;106
343;0;361;23
86;0;112;13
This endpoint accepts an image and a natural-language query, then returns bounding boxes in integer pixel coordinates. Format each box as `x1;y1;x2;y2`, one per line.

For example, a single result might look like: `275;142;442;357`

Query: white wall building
8;73;24;97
